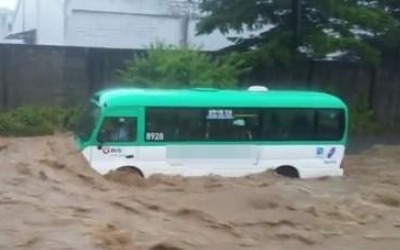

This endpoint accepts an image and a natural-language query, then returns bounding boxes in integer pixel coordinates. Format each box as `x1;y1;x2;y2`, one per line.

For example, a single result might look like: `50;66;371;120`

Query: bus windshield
75;102;99;141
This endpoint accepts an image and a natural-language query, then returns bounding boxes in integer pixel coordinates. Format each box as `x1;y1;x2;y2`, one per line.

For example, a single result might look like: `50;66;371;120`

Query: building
0;8;14;43
5;0;268;51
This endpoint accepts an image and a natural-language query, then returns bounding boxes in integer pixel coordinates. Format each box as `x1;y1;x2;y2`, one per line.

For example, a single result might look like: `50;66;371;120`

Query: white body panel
81;144;345;179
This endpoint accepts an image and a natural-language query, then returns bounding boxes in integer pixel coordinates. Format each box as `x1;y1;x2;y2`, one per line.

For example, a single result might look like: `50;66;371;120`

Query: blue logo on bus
327;147;336;159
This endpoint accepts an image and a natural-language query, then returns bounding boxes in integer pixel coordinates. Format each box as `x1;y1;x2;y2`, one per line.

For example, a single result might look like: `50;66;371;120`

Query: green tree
369;0;400;52
196;0;398;65
118;42;247;88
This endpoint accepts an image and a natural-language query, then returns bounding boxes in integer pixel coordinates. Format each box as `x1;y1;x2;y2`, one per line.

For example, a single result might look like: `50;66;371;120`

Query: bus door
91;109;141;174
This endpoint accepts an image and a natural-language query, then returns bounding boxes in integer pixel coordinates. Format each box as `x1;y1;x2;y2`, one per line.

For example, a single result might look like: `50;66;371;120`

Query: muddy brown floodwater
0;133;399;250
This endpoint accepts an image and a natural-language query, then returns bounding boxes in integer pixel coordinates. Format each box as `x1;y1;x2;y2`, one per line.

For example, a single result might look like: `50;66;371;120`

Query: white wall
36;0;65;45
65;10;182;49
64;0;234;50
10;0;39;34
65;0;191;49
6;0;270;50
71;0;190;16
64;0;272;50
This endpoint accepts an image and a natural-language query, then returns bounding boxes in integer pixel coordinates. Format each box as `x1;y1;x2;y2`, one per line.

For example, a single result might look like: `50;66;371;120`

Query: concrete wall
0;44;89;108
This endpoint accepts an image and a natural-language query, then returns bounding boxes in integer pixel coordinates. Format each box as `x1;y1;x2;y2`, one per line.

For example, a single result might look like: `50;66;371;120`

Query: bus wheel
105;166;145;187
117;166;144;177
275;166;299;178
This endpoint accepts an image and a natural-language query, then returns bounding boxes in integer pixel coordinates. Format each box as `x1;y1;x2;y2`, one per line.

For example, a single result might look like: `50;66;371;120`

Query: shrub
348;94;381;135
117;42;248;88
0;106;80;137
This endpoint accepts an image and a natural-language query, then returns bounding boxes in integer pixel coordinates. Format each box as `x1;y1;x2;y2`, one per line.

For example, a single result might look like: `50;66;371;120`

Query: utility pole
181;14;189;48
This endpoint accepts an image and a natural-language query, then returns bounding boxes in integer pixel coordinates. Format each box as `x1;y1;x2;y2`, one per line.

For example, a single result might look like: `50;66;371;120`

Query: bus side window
261;111;286;140
316;110;343;140
97;117;137;142
290;115;313;140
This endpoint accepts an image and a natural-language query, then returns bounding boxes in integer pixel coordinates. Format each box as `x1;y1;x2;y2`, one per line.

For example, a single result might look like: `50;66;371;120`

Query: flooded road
0;134;399;250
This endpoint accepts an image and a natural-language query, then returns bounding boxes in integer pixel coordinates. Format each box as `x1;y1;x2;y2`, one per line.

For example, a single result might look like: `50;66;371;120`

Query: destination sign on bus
206;109;234;120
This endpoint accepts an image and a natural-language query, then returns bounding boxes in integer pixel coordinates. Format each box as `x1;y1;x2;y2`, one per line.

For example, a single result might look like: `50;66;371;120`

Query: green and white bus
74;86;348;179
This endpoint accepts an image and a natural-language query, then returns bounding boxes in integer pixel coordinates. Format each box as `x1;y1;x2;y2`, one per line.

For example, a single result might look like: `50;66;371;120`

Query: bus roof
93;87;347;109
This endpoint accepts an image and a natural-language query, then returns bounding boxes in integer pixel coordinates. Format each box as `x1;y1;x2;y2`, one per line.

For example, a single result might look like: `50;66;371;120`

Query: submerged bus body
74;87;348;179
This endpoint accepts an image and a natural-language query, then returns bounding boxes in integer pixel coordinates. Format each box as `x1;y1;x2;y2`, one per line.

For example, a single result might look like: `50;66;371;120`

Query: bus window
75;102;99;141
261;108;344;141
145;108;204;142
261;111;286;139
206;108;259;141
316;109;344;141
261;109;314;141
146;107;260;142
144;107;344;143
289;112;314;140
97;117;137;142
